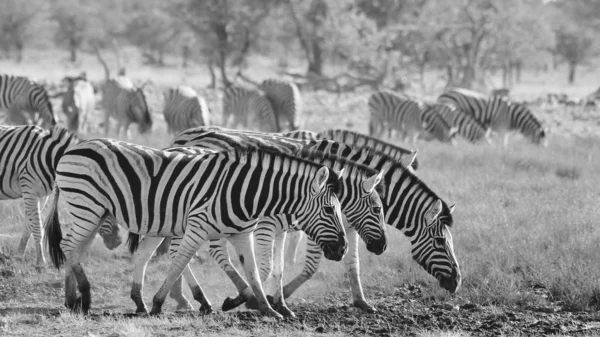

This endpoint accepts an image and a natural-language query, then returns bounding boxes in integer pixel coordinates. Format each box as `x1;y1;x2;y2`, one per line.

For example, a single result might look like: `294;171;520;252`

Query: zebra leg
344;227;375;313
269;230;295;317
285;231;303;266
244;222;276;310
214;238;253;311
227;232;283;319
282;238;322;299
130;236;164;314
168;236;212;314
149;228;205;316
21;193;45;265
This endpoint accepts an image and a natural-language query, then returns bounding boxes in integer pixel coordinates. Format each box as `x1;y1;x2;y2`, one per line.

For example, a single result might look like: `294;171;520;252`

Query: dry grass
0;50;600;336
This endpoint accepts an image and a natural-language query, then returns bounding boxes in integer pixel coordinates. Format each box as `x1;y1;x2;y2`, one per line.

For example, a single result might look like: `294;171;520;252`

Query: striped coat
0;75;56;128
261;79;302;131
222;86;278;132
162;86;211;135
101;76;152;138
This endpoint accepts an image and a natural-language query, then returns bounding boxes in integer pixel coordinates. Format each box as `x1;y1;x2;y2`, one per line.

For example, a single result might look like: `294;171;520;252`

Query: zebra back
261;79;301;131
438;88;510;131
163;86;210;134
223;87;277;132
431;103;488;143
0;75;56;128
368;91;420;136
102;77;152;134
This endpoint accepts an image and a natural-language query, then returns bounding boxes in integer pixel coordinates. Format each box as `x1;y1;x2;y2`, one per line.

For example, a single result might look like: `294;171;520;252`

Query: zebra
167;126;460;313
61;75;95;134
158;126;386;316
222;86;278;132
0;74;56;128
0;125;121;265
162;85;211;135
438;88;546;145
44;140;347;318
101;76;152;138
432;102;491;143
261;79;302;131
368;91;456;143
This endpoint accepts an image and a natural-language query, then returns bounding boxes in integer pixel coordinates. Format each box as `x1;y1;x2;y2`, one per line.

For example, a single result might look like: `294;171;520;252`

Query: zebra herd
0;70;549;319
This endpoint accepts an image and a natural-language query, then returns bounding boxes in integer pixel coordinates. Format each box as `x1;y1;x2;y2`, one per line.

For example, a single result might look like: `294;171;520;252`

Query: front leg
228;232;282;319
283;238;322;299
130;236;164;314
209;238;253;311
269;230;295;317
344;228;375;313
21;192;44;265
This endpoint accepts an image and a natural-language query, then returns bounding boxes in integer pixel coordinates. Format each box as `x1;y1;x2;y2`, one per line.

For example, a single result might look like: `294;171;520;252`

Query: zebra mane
296;147;386;198
224;145;342;195
319;129;418;170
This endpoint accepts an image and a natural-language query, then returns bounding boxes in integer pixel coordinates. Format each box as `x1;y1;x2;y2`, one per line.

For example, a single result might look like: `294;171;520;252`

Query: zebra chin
437;268;461;294
321;235;348;261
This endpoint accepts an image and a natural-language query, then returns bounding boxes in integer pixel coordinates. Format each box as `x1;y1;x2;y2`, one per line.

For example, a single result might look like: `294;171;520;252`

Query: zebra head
30;83;57;128
413;199;461;293
351;171;387;255
508;102;545;145
298;166;348;261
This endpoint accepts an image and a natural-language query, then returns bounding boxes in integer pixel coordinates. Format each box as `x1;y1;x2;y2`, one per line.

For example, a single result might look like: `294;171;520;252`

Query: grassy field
0;51;600;336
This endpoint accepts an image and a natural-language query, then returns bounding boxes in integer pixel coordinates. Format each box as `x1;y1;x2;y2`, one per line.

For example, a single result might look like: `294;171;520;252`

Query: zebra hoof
222;295;248;311
261;308;284;320
175;301;194;312
65;296;83;313
353;299;377;313
244;296;259;310
274;303;295;318
199;304;213;315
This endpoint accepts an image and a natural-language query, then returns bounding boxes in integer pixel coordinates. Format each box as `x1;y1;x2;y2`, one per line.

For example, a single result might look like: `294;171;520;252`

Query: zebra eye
323;205;334;215
373;206;381;214
434;237;446;248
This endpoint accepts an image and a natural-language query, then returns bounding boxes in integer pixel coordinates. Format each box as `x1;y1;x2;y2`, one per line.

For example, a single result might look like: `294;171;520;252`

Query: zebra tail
44;188;65;269
126;233;141;254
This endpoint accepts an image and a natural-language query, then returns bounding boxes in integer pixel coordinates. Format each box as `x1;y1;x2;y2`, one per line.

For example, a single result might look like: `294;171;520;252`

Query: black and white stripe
162;86;211;135
438;88;545;144
0;74;56;128
45;140;347;318
261;79;302;131
433;102;490;143
368;91;455;142
101;77;152;138
0;125;120;265
222;86;278;132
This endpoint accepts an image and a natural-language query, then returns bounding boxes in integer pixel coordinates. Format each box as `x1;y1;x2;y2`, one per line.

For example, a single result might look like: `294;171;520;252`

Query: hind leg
212;238;253;311
21;192;45;265
130;236;164;314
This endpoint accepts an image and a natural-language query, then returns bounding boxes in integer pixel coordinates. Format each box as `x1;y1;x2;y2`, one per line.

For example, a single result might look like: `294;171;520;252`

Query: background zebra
261;79;302;131
0;125;121;265
368;91;456;143
45;140;347;318
433;102;490;143
168;126;387;316
61;74;95;134
162;85;211;135
222;86;278;132
0;74;56;128
101;76;152;138
438;88;546;145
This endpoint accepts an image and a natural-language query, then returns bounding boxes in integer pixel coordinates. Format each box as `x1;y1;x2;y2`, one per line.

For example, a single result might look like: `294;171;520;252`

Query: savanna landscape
1;0;600;336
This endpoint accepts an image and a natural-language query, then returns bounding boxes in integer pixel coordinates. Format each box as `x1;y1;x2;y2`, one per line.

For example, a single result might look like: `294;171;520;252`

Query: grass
1;50;600;336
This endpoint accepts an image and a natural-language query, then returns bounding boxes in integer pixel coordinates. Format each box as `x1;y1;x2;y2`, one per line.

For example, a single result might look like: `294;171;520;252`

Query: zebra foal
45;140;347;318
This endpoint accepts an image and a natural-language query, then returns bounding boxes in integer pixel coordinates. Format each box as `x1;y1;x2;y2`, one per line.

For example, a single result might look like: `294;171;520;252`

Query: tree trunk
182;45;190;68
207;56;217;89
502;63;508;88
307;39;323;75
69;38;77;63
15;40;23;63
568;61;576;84
515;59;522;84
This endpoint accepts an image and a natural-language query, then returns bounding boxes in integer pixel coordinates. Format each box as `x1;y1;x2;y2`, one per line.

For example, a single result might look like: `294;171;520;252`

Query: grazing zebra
45;140;347;318
368;91;456;143
261;79;301;131
0;75;56;128
61;76;95;134
0;126;121;265
162;86;211;135
438;88;545;145
161;126;386;316
101;77;152;138
222;86;278;132
433;103;490;143
171;126;460;312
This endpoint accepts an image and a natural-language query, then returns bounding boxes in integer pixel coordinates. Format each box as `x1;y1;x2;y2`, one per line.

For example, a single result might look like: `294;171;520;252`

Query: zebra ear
400;150;418;169
362;171;383;194
449;126;459;137
424;199;443;225
449;204;455;214
312;166;330;194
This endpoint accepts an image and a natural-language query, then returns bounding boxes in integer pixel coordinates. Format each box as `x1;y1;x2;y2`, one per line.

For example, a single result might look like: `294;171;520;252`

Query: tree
0;0;48;62
51;0;95;63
